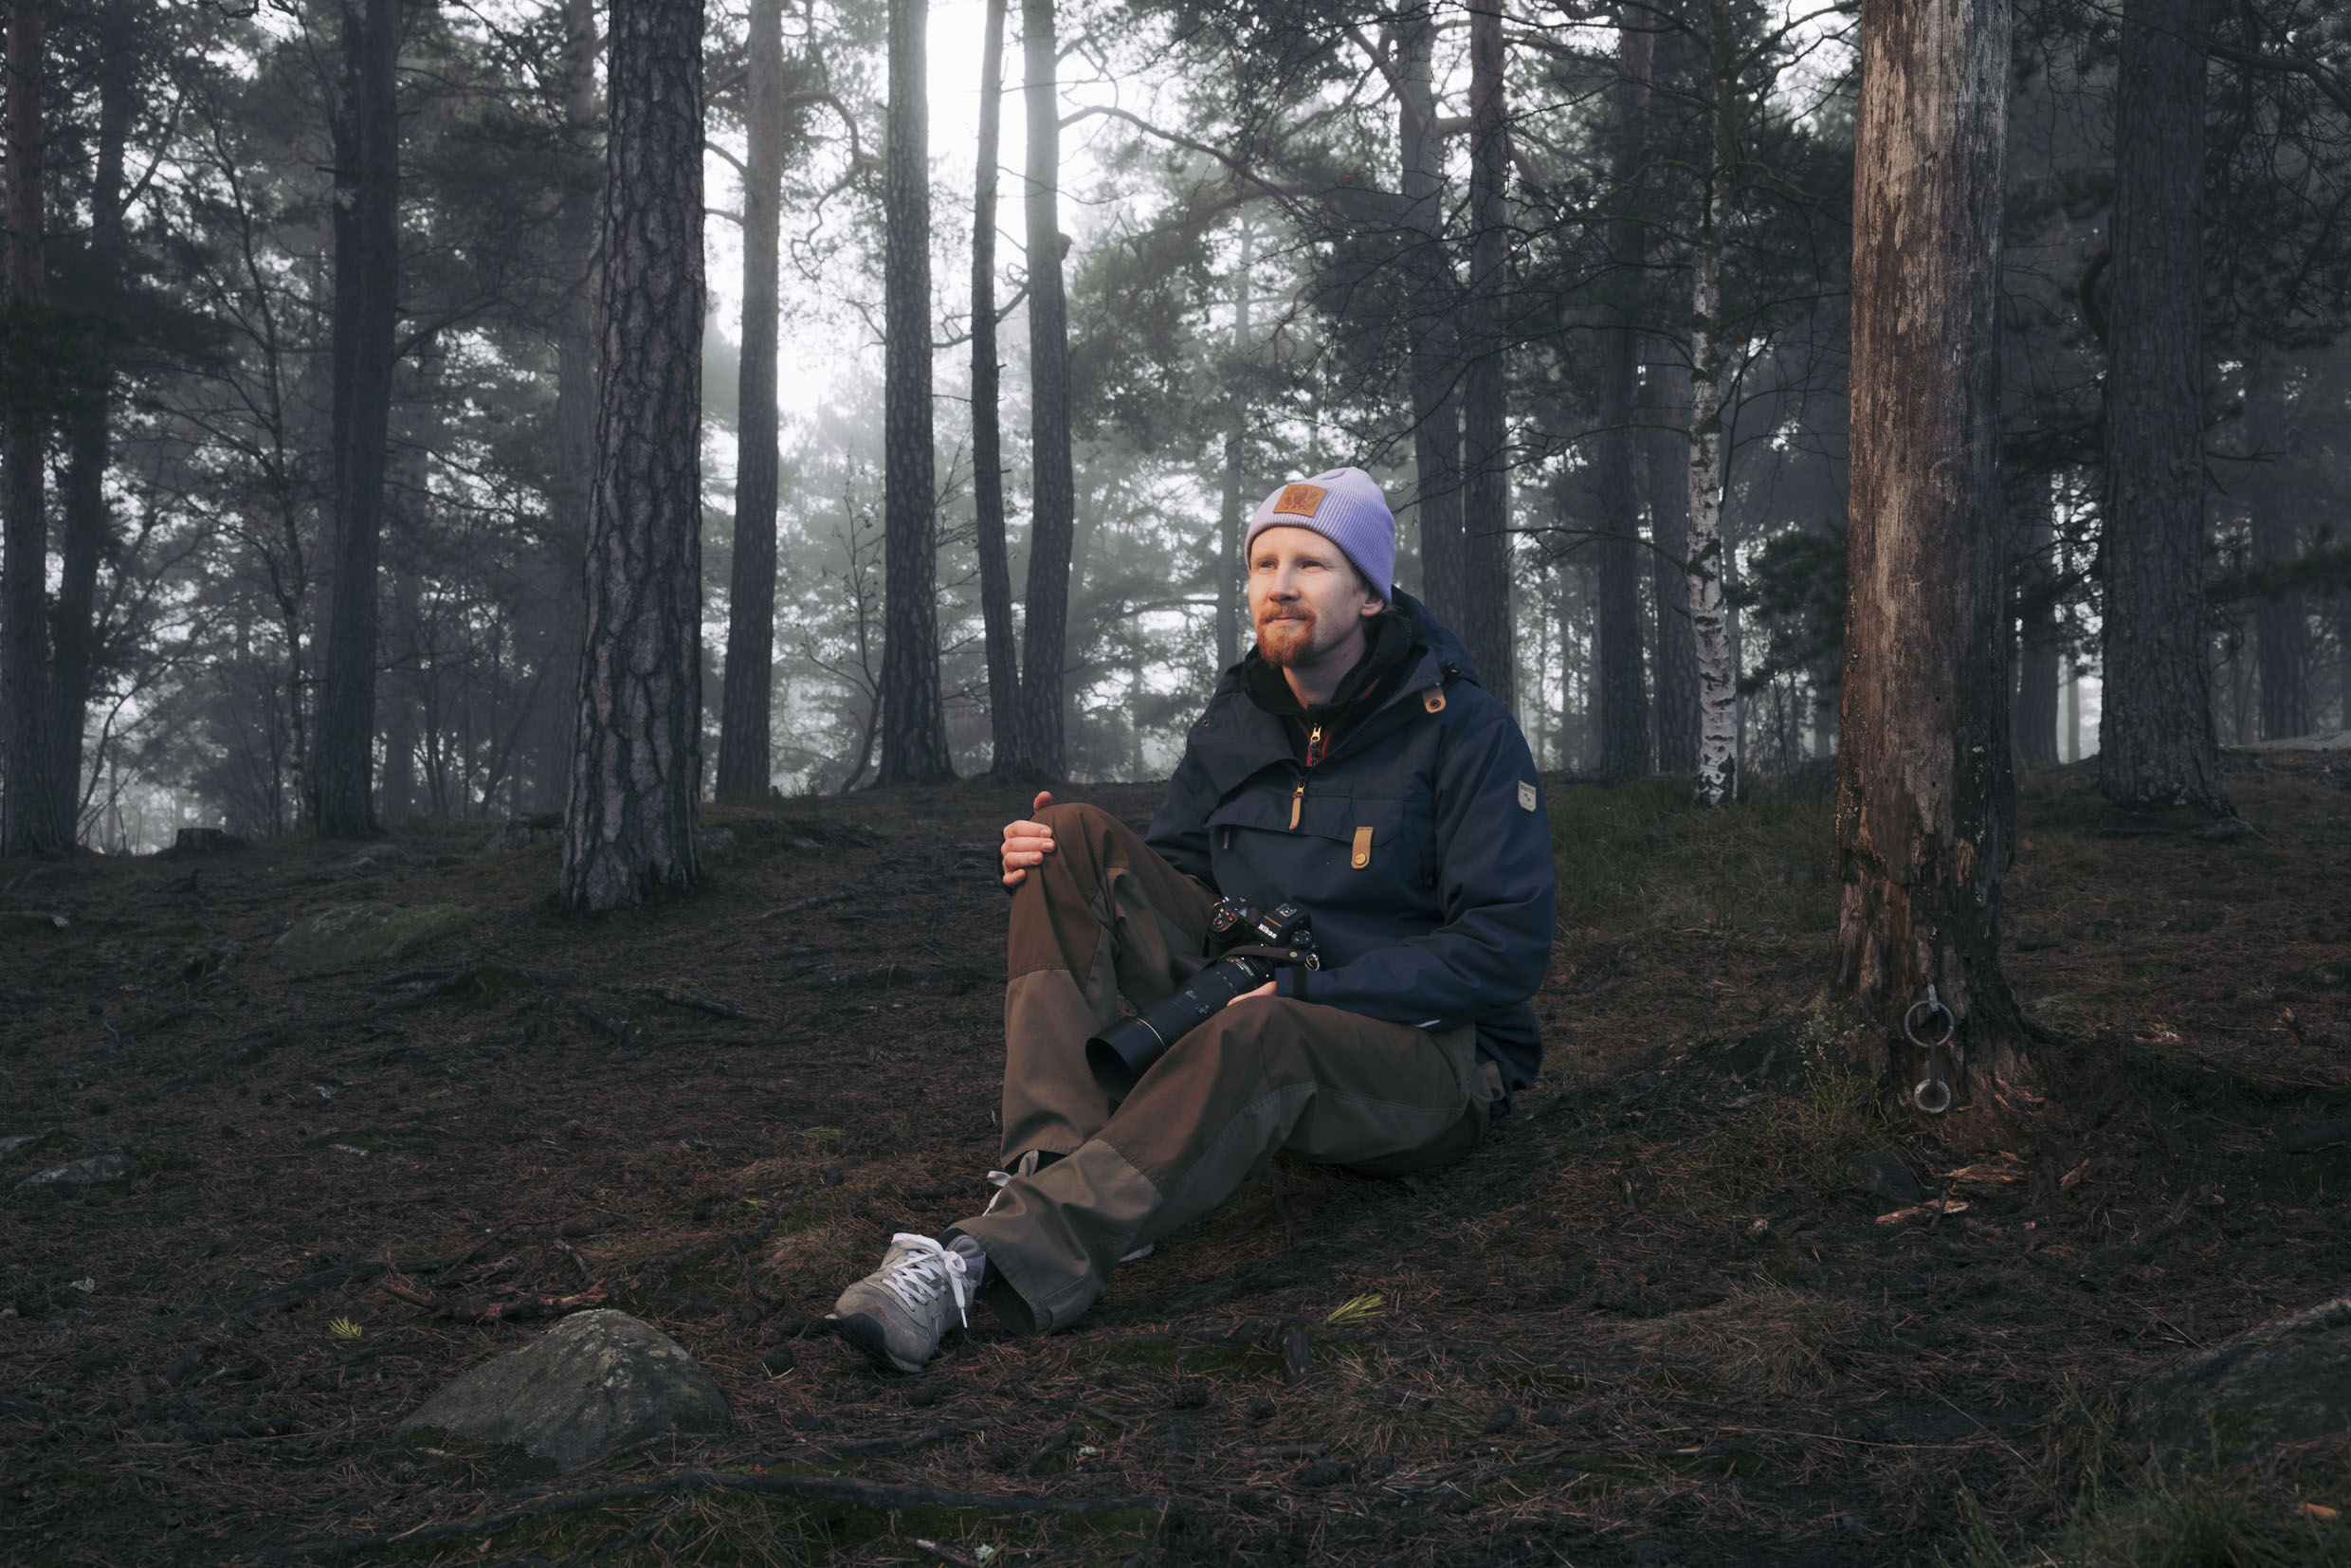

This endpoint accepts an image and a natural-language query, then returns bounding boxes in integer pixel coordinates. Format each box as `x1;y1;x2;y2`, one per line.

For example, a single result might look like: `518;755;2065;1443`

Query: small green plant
1325;1292;1385;1327
800;1126;843;1143
328;1316;362;1341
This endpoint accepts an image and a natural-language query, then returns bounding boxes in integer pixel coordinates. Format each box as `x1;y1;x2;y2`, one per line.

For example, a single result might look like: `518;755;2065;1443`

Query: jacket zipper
1289;777;1305;830
1304;721;1326;767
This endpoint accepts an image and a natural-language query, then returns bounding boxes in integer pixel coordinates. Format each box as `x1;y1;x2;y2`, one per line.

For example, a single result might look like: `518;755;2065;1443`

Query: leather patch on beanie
1271;483;1327;518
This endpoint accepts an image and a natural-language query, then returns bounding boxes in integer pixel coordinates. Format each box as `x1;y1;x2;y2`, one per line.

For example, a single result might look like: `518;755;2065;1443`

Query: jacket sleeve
1273;699;1556;1026
1144;741;1218;887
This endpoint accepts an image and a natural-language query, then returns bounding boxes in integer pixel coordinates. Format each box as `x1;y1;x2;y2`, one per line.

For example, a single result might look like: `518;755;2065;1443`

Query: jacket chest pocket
1208;791;1412;880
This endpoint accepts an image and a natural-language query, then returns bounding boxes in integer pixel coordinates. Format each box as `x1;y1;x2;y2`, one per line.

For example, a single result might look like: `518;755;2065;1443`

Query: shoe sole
831;1312;926;1375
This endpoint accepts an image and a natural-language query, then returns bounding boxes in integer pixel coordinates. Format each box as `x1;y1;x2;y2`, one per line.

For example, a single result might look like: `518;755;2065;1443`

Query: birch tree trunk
535;0;600;811
1835;0;2025;1090
1686;0;1738;806
2;0;56;855
557;0;706;913
1396;4;1465;629
2098;0;2227;814
1457;0;1514;707
1014;0;1075;776
1215;223;1253;671
314;0;403;838
1594;12;1652;779
876;0;955;784
715;0;786;801
971;0;1024;774
1645;355;1700;773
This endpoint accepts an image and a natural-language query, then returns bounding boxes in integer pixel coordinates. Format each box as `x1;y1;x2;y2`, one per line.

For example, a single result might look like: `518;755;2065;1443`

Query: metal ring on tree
1904;985;1956;1116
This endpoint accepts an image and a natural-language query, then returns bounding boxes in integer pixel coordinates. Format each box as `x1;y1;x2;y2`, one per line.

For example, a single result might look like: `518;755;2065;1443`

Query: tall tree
2012;480;2061;763
312;0;402;837
1645;355;1699;773
1215;222;1253;672
558;0;706;912
1013;0;1075;775
535;0;601;811
1593;12;1652;779
2246;355;2310;739
1;0;56;854
2098;0;2228;814
1395;3;1466;631
875;0;955;784
1456;0;1513;705
716;0;786;800
1835;0;2023;1087
46;3;137;834
971;0;1023;774
1686;0;1739;806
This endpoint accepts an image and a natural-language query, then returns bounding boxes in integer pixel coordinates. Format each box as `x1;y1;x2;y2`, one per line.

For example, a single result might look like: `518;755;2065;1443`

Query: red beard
1254;608;1318;667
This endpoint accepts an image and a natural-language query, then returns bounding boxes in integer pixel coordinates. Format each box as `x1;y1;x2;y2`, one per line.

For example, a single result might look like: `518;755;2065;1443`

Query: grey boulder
2125;1294;2351;1461
394;1309;727;1469
16;1152;140;1192
275;903;477;970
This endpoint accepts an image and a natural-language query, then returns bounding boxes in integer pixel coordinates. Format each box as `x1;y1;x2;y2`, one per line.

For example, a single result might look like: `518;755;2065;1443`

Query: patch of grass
1621;1284;1856;1393
1547;775;1838;939
1683;1067;1889;1205
1950;1452;2351;1568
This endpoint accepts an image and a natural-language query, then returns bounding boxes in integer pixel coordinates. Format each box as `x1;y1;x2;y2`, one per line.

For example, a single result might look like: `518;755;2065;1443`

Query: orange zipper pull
1289;778;1305;830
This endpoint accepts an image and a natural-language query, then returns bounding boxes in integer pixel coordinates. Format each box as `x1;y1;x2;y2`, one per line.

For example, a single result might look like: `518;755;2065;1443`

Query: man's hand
1001;792;1057;889
1227;981;1276;1006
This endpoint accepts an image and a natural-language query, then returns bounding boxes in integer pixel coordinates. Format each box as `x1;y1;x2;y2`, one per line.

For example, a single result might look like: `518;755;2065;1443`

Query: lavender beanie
1244;466;1395;602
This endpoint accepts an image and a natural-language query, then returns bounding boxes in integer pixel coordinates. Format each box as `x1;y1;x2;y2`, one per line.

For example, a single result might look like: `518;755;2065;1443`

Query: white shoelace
878;1233;971;1326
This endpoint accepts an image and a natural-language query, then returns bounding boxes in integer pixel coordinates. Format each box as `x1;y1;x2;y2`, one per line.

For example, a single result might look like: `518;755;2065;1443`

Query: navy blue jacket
1145;593;1558;1089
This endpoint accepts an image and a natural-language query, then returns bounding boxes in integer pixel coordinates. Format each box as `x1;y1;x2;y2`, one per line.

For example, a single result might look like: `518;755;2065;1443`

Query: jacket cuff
1274;966;1308;1003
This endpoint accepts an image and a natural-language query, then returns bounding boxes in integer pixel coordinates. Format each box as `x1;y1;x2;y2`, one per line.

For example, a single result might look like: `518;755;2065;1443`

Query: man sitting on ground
830;465;1558;1372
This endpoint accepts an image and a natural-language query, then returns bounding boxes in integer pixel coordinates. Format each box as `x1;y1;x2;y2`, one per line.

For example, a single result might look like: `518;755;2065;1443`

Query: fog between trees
1;0;2347;863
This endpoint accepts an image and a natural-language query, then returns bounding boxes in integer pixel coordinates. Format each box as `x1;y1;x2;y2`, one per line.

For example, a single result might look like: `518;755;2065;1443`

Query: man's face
1248;527;1382;670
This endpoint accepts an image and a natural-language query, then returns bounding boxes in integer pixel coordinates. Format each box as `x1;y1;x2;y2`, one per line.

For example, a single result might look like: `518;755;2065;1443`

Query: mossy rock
274;903;478;970
393;1309;726;1470
2125;1294;2351;1463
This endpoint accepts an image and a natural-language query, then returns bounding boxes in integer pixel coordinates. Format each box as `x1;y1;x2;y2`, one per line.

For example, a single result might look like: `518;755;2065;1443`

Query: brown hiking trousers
954;803;1498;1336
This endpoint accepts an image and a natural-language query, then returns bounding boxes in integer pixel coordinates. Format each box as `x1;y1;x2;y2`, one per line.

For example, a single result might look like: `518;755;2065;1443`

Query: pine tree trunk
1215;224;1253;671
1396;6;1465;629
314;0;402;838
1687;0;1738;806
47;19;132;837
1457;0;1514;707
1836;0;2024;1092
2098;0;2227;814
972;0;1023;775
1646;355;1700;773
2;0;56;855
557;0;706;913
716;0;786;801
2012;479;2060;764
1014;0;1074;777
2247;356;2310;740
535;0;600;812
380;565;421;819
875;0;955;785
1594;13;1652;779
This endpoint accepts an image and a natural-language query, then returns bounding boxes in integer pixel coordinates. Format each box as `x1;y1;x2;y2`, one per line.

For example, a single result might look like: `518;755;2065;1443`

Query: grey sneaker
986;1153;1154;1263
830;1232;974;1374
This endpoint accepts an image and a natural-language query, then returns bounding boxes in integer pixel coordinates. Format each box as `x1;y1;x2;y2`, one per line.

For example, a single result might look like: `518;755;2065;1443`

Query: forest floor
3;757;2349;1567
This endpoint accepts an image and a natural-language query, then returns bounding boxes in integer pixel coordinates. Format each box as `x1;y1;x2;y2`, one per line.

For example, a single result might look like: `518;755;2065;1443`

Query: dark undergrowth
2;757;2347;1565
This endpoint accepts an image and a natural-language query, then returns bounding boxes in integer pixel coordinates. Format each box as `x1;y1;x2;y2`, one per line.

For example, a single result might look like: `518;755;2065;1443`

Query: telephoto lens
1084;898;1318;1094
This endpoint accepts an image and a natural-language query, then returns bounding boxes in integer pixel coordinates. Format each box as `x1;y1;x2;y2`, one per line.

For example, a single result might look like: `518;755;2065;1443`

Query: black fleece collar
1242;610;1414;725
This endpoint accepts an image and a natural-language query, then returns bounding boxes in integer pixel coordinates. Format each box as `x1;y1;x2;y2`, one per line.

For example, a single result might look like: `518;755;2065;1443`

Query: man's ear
1358;596;1386;620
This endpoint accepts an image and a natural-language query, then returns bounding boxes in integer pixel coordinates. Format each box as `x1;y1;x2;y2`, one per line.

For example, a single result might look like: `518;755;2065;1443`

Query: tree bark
1215;222;1253;671
535;0;600;812
1013;0;1074;776
557;0;706;912
1593;13;1652;779
314;0;403;838
1457;0;1514;707
1645;355;1699;773
2;0;57;855
2098;0;2227;814
1687;0;1738;806
2012;478;2060;764
971;0;1023;774
47;9;133;838
1396;4;1465;629
875;0;955;785
715;0;786;801
2246;356;2309;740
1836;0;2023;1091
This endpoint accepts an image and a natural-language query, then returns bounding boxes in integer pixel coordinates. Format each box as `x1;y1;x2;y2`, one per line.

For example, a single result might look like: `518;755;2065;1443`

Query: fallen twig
634;985;770;1024
264;1469;1169;1559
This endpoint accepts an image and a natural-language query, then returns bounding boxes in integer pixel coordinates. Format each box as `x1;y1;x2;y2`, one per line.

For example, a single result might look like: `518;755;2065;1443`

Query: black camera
1085;899;1319;1094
